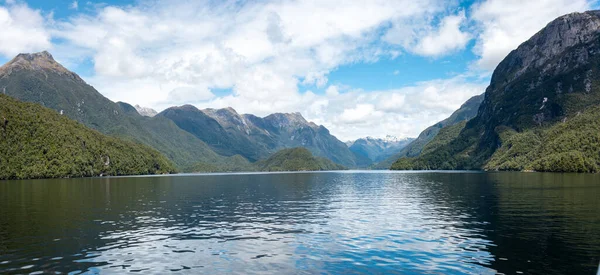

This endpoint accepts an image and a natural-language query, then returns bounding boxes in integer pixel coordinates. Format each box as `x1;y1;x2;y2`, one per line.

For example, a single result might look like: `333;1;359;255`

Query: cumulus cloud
384;11;471;57
52;0;456;119
307;75;487;140
413;12;471;57
471;0;590;70
0;3;51;57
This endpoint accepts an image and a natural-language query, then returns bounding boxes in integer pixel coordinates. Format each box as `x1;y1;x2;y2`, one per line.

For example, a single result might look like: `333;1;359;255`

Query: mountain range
346;136;414;167
2;10;600;177
0;51;407;175
159;105;357;167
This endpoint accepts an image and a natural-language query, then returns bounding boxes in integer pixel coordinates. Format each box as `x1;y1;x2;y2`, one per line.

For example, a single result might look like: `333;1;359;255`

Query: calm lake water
0;171;599;274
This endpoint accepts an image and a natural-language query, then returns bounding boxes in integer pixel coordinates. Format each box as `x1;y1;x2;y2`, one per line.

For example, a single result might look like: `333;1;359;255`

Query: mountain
392;10;600;172
346;136;414;166
375;93;483;168
255;147;345;171
159;106;272;162
0;94;175;179
159;105;357;167
134;105;158;117
0;51;228;169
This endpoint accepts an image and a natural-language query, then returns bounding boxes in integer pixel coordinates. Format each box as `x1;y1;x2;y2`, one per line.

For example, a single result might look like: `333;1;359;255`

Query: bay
0;171;599;274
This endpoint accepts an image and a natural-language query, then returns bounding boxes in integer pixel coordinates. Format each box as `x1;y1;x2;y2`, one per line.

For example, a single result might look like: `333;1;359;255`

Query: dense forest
255;147;346;171
0;95;176;179
392;106;600;172
184;147;345;173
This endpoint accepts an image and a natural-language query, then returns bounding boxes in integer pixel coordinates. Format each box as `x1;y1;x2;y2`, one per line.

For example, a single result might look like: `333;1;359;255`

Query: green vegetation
184;147;345;173
0;53;229;169
0;95;176;179
420;121;467;155
183;155;256;173
393;105;600;173
485;106;600;172
256;147;345;171
390;120;489;171
160;106;358;167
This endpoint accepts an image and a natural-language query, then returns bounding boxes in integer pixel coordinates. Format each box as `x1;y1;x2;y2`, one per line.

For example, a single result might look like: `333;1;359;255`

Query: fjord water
0;172;599;274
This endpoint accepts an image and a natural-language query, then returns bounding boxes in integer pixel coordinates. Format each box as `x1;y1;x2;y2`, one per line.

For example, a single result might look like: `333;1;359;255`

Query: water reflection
0;172;599;274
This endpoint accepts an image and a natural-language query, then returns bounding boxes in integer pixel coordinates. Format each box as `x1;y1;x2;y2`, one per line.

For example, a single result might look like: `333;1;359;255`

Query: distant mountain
134;105;158;117
346;135;414;166
159;105;357;167
0;51;228;169
376;94;483;169
392;10;600;172
0;94;175;179
255;147;345;171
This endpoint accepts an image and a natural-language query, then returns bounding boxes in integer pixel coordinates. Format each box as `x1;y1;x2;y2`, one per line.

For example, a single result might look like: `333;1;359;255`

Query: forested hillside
0;95;175;179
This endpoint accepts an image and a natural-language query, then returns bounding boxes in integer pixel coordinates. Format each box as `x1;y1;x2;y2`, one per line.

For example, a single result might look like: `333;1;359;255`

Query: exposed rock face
478;10;600;137
134;105;158;117
392;10;600;170
493;11;600;85
0;51;84;83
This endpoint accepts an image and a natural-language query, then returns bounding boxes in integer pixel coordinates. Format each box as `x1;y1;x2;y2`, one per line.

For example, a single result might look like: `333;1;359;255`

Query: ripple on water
0;172;599;274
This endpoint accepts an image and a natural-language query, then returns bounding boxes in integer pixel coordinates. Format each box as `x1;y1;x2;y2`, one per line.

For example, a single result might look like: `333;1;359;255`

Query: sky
0;0;597;141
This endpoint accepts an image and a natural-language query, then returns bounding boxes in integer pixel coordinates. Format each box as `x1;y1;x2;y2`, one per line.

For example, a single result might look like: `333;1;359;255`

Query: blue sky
0;0;596;140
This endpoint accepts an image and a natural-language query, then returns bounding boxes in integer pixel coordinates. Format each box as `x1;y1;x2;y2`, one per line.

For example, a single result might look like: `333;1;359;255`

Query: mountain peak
16;51;54;61
264;112;312;129
493;10;600;85
0;51;82;82
134;104;158;117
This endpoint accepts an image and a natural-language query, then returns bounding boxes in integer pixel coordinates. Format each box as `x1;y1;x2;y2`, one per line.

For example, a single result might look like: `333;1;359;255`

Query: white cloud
70;1;78;10
0;3;51;57
310;75;487;140
384;11;471;57
339;104;382;124
471;0;590;70
325;85;339;96
167;86;215;104
50;0;453;119
413;12;471;57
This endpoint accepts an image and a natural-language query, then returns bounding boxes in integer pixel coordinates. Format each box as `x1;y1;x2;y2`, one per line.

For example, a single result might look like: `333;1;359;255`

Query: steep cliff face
478;10;600;133
392;10;600;171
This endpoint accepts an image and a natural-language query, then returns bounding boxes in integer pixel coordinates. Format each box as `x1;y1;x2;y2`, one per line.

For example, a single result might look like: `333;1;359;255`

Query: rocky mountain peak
0;51;83;83
134;104;158;117
264;112;310;128
493;10;600;85
202;107;249;130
